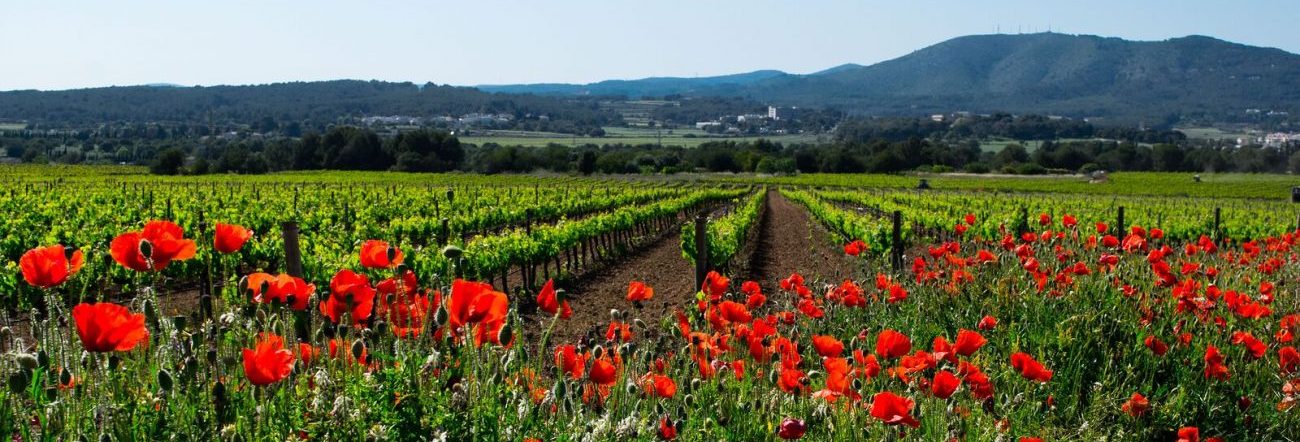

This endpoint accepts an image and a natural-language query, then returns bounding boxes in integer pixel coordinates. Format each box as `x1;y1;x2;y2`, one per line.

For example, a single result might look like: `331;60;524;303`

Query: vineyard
2;164;1299;441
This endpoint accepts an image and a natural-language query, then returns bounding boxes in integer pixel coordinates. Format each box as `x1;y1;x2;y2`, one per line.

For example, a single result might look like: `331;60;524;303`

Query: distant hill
477;69;788;97
0;80;621;132
483;33;1300;123
2;33;1296;128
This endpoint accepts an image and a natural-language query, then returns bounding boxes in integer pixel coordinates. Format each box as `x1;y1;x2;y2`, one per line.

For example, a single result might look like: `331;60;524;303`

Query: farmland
2;165;1299;440
458;126;825;148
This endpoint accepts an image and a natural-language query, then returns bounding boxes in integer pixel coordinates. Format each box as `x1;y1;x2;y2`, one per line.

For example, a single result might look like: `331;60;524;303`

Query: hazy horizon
3;0;1299;92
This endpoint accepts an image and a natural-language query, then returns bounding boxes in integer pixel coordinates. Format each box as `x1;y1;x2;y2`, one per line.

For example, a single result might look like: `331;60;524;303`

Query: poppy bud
851;377;862;391
374;321;389;336
158;369;173;392
6;371;29;394
690;378;701;392
138;239;153;260
396;263;409;274
182;357;197;382
350;339;365;361
386;246;399;264
441;245;463;260
143;299;158;328
554;380;568;400
172;316;187;332
36;350;49;369
238;275;250;295
625;382;637;395
63;246;77;261
59;367;74;387
15;353;37;371
556;289;568;304
592;345;605;360
610;309;621;322
684;394;694;407
206;349;218;365
497;320;513;344
433;306;448;328
99;433;111;442
634;318;647;330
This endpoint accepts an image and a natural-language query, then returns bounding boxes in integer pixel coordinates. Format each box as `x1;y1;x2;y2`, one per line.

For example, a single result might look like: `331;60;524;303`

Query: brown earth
740;189;857;291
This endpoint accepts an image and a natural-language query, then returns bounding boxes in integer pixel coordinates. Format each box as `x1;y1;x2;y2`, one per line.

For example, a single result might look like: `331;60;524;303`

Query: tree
151;148;186;175
1152;144;1185;172
577;151;597;175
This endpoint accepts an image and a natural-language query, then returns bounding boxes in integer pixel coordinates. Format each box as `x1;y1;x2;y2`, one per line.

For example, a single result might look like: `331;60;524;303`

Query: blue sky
1;0;1296;91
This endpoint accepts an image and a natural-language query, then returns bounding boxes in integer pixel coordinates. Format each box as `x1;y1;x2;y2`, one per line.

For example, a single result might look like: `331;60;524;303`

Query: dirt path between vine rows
740;189;857;292
539;226;698;345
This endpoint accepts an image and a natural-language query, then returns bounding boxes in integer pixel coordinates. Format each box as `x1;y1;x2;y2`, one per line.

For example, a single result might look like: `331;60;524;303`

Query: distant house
930;114;945;122
768;106;793;121
695;121;722;130
1263;132;1300;148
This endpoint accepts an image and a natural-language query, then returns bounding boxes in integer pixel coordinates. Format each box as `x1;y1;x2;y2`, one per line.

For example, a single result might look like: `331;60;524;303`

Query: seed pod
172;316;187;333
386;246;399;263
374;321;389;336
143;299;158;328
158;369;173;392
99;433;111;442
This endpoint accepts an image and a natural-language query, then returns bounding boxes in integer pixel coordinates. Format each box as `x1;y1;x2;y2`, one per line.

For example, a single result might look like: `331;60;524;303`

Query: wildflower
71;302;149;352
19;245;83;288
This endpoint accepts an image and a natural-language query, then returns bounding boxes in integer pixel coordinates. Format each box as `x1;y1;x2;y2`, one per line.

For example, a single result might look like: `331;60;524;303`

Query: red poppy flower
1280;346;1300;374
777;417;807;439
242;333;295;386
249;273;315;311
536;279;571;319
844;239;868;256
447;279;511;347
19;245;84;288
812;335;844;358
875;329;912;359
555;344;587;380
1204;345;1230;381
931;370;960;399
590;356;618;386
639;373;677;398
657;416;678;440
110;220;196;272
702;271;729;299
1176;427;1199;442
780;273;805;291
1010;352;1053;383
977;315;998;330
213;223;253;254
627;281;654;302
718;300;752;324
321;269;376;327
1144;335;1169;356
1231;331;1267;359
869;391;920;428
1121;392;1149;417
954;329;987;356
71;302;149;353
1062;214;1077;228
359;240;403;269
964;213;977;226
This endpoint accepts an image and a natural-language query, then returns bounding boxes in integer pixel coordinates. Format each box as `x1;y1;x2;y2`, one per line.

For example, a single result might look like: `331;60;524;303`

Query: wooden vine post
1116;206;1126;237
694;215;709;292
281;222;309;342
891;210;903;272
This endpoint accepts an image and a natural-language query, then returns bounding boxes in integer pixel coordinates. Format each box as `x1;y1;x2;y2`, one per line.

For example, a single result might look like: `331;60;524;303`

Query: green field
0;123;26;131
459;126;825;147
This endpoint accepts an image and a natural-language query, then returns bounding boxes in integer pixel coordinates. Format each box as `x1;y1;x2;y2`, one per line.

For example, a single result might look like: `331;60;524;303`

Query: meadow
1;165;1297;440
